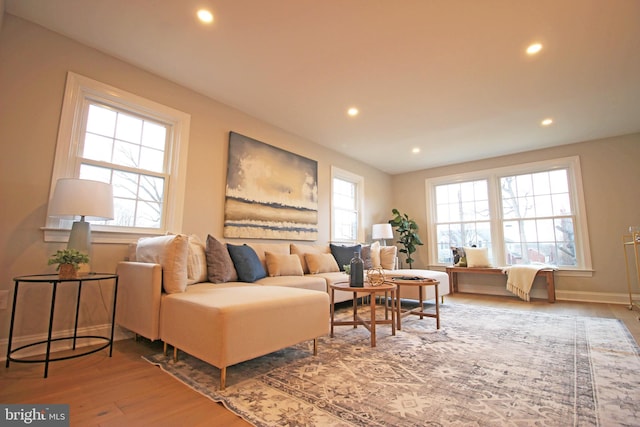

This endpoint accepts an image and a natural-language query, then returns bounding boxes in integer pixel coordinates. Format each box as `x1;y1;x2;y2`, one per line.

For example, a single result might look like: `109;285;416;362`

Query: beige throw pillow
464;246;491;267
136;234;189;294
305;253;340;274
291;243;329;274
380;246;397;269
265;252;304;277
370;241;381;268
186;235;208;285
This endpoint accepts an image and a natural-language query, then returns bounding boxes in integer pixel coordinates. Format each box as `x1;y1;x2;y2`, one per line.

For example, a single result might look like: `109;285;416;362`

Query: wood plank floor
2;294;638;426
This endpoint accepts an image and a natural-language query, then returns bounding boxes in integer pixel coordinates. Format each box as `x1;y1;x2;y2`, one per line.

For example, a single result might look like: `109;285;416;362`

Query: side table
387;277;440;330
6;273;119;378
329;281;396;347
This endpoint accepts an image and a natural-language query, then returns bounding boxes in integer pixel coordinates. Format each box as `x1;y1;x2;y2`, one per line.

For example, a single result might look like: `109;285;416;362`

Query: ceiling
5;0;640;174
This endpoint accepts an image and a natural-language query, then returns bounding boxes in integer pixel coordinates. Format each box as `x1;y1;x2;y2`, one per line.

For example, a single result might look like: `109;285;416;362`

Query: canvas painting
224;132;318;240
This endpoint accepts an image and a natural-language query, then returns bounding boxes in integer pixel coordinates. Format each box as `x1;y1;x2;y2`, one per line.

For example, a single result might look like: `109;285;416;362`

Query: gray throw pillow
205;235;238;283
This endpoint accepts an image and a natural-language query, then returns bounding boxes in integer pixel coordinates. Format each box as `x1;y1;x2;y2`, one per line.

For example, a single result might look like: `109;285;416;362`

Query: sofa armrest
115;261;163;341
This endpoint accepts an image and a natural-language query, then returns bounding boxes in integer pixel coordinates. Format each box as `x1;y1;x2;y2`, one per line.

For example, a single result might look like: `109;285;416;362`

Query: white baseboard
456;283;637;305
0;324;133;363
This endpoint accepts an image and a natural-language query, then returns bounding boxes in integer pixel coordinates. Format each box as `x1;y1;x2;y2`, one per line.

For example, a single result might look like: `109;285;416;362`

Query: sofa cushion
380;245;397;269
227;244;267;282
246;242;290;271
290;243;330;274
305;253;340;274
136;234;189;294
186;235;208;285
205;235;238;283
330;243;361;271
265;252;304;277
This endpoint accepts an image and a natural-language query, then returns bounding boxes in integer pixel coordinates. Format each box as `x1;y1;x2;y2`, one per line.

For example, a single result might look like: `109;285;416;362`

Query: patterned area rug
144;303;640;426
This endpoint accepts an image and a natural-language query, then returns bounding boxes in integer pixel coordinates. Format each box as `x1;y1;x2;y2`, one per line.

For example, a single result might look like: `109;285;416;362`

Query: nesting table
329;281;396;347
386;276;440;330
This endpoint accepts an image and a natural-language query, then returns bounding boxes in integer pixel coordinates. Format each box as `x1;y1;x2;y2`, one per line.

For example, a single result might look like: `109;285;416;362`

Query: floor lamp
48;178;114;271
372;223;394;246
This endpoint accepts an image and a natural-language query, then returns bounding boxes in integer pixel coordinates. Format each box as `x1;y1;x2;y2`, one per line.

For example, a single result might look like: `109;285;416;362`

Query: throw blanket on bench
502;265;551;302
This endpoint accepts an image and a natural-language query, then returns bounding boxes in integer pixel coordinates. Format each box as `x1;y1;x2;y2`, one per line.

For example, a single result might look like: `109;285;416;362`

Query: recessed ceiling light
541;118;553;126
412;147;421;154
197;9;214;24
347;107;359;117
526;43;543;55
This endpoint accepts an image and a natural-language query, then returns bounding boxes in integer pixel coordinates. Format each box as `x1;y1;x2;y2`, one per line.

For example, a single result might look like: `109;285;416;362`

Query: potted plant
389;209;423;269
48;249;90;279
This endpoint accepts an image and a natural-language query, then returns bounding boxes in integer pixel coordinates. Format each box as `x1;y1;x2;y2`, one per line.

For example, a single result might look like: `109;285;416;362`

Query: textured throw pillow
186;235;208;285
380;246;398;269
361;245;373;269
290;243;329;274
136;234;189;294
205;235;238;283
369;241;381;268
305;253;340;274
265;252;304;277
464;246;491;267
227;244;267;282
330;243;362;271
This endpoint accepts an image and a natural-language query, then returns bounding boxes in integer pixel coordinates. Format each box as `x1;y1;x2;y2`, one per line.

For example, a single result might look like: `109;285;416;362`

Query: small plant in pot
48;249;89;279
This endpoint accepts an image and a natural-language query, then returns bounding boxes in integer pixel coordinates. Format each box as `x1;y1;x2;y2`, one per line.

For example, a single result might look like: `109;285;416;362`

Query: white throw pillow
369;241;381;268
380;246;397;270
186;235;208;285
464;246;491;267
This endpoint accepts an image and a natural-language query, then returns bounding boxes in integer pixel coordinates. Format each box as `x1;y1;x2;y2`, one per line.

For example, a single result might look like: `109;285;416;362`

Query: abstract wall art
224;132;318;240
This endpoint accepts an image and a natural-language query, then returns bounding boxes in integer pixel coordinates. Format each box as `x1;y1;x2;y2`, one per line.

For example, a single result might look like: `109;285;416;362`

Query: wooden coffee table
386;276;440;330
329;281;396;347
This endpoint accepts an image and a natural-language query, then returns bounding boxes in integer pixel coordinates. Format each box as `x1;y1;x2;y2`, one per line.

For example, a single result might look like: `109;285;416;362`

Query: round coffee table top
330;281;396;292
386;276;439;286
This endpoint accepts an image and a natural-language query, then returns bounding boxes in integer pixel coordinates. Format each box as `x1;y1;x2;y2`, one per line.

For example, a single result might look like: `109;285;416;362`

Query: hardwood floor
2;294;638;426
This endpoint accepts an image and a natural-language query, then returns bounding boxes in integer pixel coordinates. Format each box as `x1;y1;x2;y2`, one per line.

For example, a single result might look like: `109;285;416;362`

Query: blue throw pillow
330;243;362;272
227;244;267;282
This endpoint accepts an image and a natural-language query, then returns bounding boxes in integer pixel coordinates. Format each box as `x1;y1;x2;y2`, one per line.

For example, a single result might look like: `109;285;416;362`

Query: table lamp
372;223;393;246
48;178;115;256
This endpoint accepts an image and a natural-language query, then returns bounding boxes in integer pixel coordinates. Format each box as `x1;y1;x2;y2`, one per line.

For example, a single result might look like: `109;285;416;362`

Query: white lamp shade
49;178;114;220
372;223;394;240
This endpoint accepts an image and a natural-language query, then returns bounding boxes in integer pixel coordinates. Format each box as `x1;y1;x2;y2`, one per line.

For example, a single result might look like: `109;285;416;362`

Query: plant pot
58;264;78;279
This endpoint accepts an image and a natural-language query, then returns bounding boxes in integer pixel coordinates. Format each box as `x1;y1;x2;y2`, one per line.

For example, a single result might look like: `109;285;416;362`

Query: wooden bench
445;266;556;303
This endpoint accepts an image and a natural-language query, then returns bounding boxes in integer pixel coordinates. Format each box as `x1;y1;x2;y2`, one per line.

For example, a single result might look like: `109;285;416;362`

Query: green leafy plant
48;249;89;270
389;208;423;268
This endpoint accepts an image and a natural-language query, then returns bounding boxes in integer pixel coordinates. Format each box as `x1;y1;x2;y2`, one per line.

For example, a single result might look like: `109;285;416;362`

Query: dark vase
350;251;364;287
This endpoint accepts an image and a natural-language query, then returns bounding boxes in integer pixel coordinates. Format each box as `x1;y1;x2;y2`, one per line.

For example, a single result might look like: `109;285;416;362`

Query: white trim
331;166;364;243
45;72;191;242
425;156;592;271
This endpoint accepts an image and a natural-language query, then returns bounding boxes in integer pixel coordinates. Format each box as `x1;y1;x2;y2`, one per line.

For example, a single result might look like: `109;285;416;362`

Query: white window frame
425;156;593;275
331;166;364;244
44;72;191;243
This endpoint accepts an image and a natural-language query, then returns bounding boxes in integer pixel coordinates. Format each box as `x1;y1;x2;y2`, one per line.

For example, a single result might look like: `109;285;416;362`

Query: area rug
144;303;640;426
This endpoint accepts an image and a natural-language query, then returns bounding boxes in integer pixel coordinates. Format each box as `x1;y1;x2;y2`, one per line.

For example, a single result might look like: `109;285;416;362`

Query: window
331;167;364;243
426;156;592;271
45;72;191;243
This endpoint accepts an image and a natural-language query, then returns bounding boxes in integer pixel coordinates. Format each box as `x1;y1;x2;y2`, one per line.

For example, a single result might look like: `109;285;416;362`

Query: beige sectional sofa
115;234;449;389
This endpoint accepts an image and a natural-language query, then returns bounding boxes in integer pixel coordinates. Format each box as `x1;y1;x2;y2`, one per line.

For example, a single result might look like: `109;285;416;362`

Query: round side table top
330;281;396;292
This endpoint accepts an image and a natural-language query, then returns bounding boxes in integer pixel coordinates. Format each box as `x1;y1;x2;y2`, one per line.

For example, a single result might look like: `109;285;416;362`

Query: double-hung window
331;167;364;243
426;156;592;272
44;72;191;243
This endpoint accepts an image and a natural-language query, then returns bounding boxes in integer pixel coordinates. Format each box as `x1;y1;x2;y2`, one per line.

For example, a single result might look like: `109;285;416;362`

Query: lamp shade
372;223;394;240
49;178;114;220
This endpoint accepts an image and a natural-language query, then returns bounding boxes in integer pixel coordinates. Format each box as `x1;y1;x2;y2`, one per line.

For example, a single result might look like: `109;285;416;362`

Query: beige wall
392;134;640;302
0;15;392;342
1;13;638;349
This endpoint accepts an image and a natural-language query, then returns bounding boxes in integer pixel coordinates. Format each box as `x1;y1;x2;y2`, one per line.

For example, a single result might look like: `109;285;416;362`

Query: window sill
42;227;161;245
